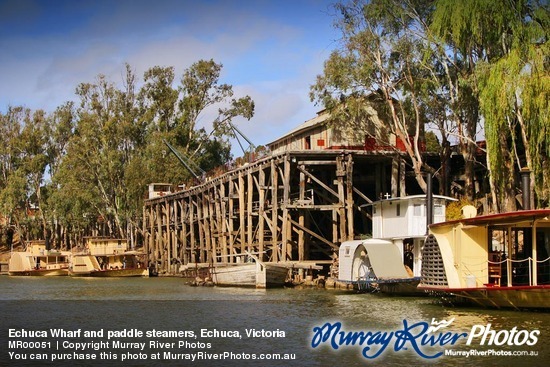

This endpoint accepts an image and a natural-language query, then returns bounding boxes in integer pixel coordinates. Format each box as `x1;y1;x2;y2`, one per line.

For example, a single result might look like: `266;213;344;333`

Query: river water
0;276;548;366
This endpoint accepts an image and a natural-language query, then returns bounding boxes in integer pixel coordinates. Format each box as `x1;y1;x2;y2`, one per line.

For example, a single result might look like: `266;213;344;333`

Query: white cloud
0;0;337;151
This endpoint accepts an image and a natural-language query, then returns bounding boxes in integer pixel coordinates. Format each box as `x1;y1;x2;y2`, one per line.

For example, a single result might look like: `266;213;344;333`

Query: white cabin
366;195;456;277
148;183;173;199
371;195;453;238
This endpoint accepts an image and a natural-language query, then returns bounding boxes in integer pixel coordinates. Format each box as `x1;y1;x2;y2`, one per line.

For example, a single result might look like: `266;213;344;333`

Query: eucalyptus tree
42;102;77;247
0;107;23;194
17;109;51;240
0;107;55;243
0;107;25;242
138;60;254;185
136;65;186;186
313;0;548;209
44;102;76;179
174;59;254;172
55;60;254;240
311;0;446;193
56;66;142;239
139;65;179;133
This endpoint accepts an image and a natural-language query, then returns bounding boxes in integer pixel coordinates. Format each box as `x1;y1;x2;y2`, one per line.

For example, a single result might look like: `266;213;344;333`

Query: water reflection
0;277;548;367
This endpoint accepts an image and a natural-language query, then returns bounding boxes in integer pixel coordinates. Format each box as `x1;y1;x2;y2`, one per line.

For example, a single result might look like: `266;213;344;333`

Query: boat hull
378;278;423;296
211;263;289;288
422;285;550;310
70;254;148;277
8;268;68;276
70;268;149;277
8;247;70;277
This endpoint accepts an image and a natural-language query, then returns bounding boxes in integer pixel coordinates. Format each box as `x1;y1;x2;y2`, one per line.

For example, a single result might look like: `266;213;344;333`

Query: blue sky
0;0;341;153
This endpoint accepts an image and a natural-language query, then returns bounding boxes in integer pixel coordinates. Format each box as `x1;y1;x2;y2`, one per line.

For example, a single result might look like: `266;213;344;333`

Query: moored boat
338;194;456;294
338;238;420;292
210;261;290;288
184;252;290;288
8;241;71;276
419;209;550;310
69;237;148;277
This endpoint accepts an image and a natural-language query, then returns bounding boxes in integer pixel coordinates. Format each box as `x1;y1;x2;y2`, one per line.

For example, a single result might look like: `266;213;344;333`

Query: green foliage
0;169;27;218
476;1;549;209
1;60;255;242
311;0;466;193
445;198;475;221
315;0;548;208
425;131;441;153
431;0;519;63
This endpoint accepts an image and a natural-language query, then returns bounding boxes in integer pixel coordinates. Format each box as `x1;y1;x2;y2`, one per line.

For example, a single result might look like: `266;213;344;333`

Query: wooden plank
189;198;195;263
285;204;341;210
277;261;324;270
172;200;178;272
332;208;338;244
247;169;253;253
197;195;205;263
208;193;218;263
228;178;235;263
353;187;373;204
258;167;266;261
238;171;245;254
281;155;291;261
346;154;354;241
142;206;148;267
283;215;339;250
297;165;340;199
220;182;228;263
337;156;347;242
271;159;279;262
298;165;305;261
180;200;188;265
155;202;161;269
391;155;399;197
297;160;337;165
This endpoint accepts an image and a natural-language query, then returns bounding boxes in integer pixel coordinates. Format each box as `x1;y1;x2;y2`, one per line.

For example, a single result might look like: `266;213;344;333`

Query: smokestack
520;167;531;210
426;173;433;234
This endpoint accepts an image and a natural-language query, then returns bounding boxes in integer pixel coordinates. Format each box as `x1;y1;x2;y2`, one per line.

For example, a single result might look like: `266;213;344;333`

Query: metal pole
520;167;531;210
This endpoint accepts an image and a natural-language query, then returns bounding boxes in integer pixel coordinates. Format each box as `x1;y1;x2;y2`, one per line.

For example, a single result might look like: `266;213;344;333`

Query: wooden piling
142;150;404;275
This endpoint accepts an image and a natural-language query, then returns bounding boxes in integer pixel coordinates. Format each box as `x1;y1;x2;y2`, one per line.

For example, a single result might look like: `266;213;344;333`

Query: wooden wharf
142;150;414;275
0;262;8;275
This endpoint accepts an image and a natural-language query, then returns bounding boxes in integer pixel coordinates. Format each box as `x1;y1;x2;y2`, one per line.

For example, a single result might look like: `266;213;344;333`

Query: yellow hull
70;267;149;277
9;269;68;276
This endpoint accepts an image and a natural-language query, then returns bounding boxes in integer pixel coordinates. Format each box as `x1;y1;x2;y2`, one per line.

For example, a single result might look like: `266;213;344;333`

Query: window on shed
305;136;311;149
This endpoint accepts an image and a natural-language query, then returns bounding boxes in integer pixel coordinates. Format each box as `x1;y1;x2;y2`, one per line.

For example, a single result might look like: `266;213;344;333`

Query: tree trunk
500;130;517;212
461;142;477;200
